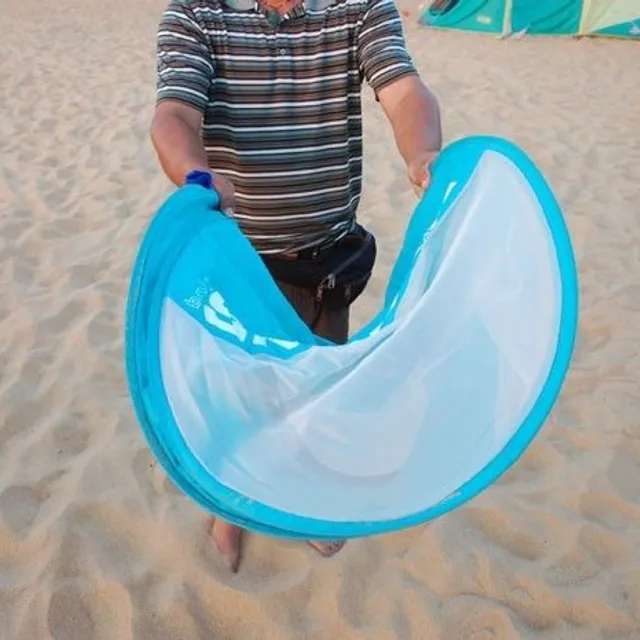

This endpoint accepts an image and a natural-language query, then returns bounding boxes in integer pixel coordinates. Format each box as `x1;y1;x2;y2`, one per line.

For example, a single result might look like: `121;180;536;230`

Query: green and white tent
420;0;640;39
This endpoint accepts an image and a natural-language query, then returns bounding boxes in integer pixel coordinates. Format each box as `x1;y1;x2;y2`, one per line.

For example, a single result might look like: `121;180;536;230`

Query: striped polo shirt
156;0;417;254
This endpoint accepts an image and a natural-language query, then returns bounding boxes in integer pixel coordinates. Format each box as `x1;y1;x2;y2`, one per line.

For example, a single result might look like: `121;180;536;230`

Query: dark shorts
275;280;349;345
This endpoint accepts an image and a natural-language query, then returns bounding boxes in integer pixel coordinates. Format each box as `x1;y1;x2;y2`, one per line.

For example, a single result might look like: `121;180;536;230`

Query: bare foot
307;540;346;557
210;519;345;571
210;519;243;572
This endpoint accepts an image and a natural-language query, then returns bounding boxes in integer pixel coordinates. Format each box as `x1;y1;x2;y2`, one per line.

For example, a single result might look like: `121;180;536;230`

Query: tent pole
578;0;591;36
502;0;513;36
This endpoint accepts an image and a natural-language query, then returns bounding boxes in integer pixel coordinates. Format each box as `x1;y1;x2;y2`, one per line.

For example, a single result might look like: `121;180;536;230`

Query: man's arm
150;1;235;207
378;75;442;191
377;75;442;165
151;101;210;187
357;0;442;191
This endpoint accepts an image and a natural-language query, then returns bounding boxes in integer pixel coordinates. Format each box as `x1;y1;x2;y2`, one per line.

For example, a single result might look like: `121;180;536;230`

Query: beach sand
1;0;640;637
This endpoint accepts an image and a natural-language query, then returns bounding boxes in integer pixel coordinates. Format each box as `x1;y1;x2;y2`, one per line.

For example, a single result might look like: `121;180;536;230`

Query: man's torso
194;0;370;253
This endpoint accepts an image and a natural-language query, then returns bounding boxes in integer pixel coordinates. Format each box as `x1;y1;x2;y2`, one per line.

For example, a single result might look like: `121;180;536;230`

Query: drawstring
310;302;323;332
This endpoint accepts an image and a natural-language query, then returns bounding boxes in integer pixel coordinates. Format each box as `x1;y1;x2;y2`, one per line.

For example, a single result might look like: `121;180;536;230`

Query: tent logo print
183;277;212;311
203;292;249;342
203;291;300;350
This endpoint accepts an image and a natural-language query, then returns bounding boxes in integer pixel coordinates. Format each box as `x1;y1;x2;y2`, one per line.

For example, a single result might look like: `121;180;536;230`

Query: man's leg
277;279;350;343
211;280;349;571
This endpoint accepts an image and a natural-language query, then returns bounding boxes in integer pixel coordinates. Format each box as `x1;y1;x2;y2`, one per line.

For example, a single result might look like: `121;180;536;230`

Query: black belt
274;227;354;262
278;244;332;262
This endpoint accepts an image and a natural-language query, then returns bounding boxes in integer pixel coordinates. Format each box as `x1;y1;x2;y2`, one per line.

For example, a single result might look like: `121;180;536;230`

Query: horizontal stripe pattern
156;0;417;253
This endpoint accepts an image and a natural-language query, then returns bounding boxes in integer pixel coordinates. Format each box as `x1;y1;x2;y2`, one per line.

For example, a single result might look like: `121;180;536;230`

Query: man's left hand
407;151;438;198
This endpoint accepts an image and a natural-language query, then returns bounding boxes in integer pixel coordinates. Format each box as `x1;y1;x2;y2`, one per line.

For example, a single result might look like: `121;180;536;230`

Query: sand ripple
1;0;639;637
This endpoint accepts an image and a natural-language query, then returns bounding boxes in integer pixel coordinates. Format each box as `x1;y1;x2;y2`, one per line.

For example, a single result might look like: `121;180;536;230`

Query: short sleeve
156;0;214;111
357;0;418;95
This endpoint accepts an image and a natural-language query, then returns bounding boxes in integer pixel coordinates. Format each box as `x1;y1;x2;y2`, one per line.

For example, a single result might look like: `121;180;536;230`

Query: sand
1;0;640;637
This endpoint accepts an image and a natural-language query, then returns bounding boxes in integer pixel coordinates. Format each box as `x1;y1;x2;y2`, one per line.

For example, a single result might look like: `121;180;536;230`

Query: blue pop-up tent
125;135;578;540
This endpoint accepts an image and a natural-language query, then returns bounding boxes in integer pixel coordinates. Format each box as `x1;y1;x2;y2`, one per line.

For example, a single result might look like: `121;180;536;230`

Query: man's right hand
151;100;236;214
210;171;236;215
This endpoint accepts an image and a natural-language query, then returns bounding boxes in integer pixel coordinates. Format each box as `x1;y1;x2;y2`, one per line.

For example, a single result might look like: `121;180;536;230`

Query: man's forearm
150;111;209;187
388;80;443;166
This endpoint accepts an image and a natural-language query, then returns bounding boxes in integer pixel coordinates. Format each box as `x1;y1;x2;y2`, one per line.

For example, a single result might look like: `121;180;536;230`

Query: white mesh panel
160;150;561;522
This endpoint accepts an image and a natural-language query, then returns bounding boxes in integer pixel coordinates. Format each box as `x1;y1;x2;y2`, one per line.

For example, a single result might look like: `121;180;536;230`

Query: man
151;0;442;572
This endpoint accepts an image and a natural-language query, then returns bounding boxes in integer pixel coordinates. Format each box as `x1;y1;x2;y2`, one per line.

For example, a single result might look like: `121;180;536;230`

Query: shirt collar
221;0;338;19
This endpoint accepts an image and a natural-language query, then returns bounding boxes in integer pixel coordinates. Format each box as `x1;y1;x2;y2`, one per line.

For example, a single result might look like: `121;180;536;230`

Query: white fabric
581;0;640;32
159;150;561;523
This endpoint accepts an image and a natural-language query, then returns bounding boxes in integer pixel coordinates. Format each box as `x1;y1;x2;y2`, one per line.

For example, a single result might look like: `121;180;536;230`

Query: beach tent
420;0;640;39
125;136;579;539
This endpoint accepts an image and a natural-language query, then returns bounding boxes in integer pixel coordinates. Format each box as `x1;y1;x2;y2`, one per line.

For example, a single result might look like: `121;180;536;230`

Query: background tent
420;0;640;39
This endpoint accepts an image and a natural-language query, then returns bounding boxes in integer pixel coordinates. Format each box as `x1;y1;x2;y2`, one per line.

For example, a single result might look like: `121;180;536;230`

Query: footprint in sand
606;447;640;506
47;588;95;640
0;484;47;537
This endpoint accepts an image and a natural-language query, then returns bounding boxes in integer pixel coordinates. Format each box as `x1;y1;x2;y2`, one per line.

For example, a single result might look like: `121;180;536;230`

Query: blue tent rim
124;134;579;540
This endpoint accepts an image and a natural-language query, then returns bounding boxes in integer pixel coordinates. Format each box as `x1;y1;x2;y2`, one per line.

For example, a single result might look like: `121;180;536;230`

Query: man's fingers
212;173;236;212
408;152;437;197
410;166;431;198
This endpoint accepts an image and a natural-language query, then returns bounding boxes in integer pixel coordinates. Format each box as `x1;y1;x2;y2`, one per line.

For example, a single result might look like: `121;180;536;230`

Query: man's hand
407;150;438;198
211;172;236;215
150;100;236;212
150;100;234;212
377;75;442;197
